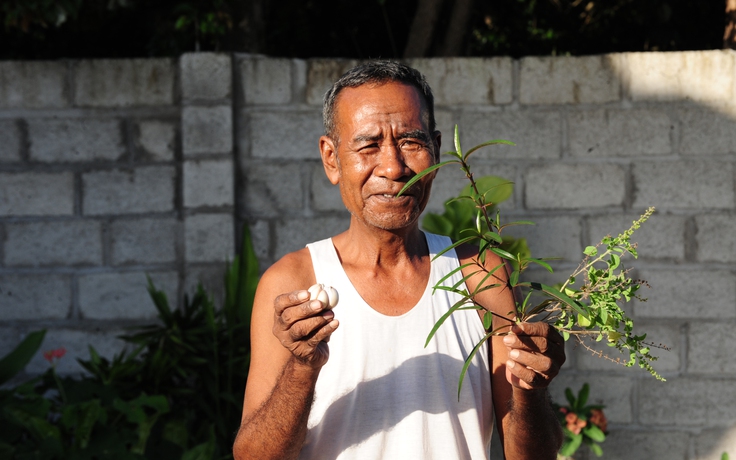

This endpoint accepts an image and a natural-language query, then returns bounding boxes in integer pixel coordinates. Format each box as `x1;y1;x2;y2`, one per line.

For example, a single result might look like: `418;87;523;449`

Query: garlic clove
324;286;339;309
307;283;322;300
316;289;330;306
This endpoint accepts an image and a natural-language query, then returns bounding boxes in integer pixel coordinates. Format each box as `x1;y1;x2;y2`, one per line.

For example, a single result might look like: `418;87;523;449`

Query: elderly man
233;61;565;460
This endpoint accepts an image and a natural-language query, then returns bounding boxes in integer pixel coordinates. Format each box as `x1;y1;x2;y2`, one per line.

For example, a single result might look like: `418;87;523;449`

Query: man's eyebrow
396;130;431;143
352;133;382;143
352;130;431;144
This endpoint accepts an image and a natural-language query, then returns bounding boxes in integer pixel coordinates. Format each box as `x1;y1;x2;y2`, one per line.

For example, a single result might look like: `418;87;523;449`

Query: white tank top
300;232;493;460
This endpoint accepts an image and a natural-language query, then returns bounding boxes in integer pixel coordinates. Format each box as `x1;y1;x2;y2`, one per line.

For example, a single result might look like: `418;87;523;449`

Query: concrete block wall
1;50;735;458
0;54;236;375
236;51;736;460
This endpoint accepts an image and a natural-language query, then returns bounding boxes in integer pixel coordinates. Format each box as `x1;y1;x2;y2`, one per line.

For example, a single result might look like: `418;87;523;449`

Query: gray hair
322;60;436;139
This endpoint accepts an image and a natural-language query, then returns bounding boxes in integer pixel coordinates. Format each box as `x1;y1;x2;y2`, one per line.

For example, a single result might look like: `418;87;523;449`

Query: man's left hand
502;322;566;390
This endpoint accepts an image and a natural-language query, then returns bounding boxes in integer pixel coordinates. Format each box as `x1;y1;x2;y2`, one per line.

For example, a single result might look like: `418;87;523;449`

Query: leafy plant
400;125;663;393
421;174;531;270
0;224;259;459
553;383;607;458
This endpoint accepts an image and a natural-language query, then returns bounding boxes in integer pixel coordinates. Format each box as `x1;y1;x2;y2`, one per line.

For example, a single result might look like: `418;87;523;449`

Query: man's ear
433;130;442;158
319;135;340;185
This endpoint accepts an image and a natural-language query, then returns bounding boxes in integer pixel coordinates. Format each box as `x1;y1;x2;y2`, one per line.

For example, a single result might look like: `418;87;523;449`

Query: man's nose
374;144;411;180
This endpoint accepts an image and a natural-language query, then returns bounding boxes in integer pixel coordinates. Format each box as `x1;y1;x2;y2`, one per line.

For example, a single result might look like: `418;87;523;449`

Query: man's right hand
272;289;339;369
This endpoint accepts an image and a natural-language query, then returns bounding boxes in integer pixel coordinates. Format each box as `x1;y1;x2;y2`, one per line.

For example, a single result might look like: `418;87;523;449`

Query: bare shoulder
260;247;316;294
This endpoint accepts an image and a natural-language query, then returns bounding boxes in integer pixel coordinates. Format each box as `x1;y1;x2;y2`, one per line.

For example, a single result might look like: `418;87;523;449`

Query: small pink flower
43;347;67;363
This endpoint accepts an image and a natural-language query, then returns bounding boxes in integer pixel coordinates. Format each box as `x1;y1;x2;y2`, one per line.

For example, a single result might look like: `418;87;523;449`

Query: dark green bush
0;226;259;460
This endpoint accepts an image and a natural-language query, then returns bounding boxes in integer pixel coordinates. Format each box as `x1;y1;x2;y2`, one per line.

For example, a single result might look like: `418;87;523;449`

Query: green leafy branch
399;125;665;393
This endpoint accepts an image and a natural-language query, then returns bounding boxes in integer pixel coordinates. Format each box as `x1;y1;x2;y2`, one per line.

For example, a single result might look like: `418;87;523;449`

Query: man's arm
233;251;338;460
458;247;564;460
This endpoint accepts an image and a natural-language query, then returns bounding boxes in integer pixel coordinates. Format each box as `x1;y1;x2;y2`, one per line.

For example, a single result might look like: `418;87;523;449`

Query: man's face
319;81;440;231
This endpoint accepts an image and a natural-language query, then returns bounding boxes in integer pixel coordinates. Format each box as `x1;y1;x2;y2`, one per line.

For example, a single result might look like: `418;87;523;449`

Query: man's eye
399;140;425;153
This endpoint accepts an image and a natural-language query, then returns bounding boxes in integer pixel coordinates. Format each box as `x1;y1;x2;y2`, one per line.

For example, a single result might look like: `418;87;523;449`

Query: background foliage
0;226;259;459
0;0;726;60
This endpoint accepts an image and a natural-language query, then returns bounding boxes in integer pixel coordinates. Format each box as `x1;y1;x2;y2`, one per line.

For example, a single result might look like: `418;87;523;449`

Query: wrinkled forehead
331;82;431;137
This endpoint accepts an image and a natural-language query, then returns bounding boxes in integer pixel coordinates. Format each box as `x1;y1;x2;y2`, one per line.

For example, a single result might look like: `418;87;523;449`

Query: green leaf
457;332;493;399
509;270;519;287
559;433;583;456
577;383;589;409
489;247;516;261
590;442;603;456
584;246;598;257
482;311;492;330
0;330;46;385
432;262;477;293
398;160;459;197
518;282;588;319
453;124;462;158
526;258;553;273
462;139;516;162
584;423;606;442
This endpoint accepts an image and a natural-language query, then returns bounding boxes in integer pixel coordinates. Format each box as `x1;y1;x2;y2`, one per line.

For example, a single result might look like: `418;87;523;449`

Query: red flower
589;408;608;432
43;347;67;363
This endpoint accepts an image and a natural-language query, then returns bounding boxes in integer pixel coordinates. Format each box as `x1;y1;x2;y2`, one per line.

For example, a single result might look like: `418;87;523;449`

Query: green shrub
0;225;259;460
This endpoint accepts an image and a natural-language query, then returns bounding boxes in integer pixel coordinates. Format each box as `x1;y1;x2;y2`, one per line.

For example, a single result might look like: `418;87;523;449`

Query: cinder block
184;263;227;306
78;270;178;320
504;215;582;262
182;106;233;156
455;110;562;159
310;162;343;212
183;159;234;208
569;109;673;157
0;60;68;108
587;213;686;261
241;161;304;217
601;429;689;460
423;162;517;215
679;107;736;155
82;166;175;215
136;120;176;161
74;59;175;107
4;220;102;267
0;275;71;319
688;321;736;374
274;216;350;260
639;377;736;426
246;110;323;159
635;269;735;319
24;328;129;375
696;214;736;263
519;54;622;105
0;120;21;162
632;161;734;210
248;219;271;263
110;217;178;265
305;59;359;106
28;119;125;163
549;373;634;423
526;163;626;209
626;50;735;103
180;52;232;101
0;172;74;216
185;213;235;262
694;425;736;460
240;57;293;105
407;57;513;105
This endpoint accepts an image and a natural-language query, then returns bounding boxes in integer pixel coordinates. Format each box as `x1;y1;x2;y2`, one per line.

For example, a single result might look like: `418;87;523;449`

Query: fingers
272;289;339;368
503;322;566;390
